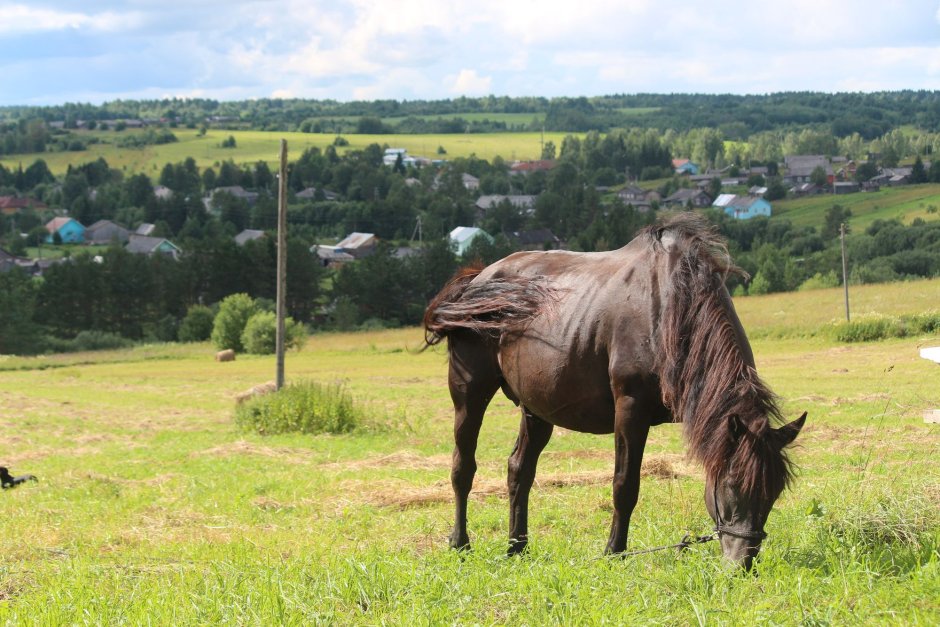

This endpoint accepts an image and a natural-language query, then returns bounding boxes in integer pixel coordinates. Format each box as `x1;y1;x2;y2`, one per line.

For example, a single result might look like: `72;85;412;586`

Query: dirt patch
356;454;693;509
194;440;312;465
327;450;451;472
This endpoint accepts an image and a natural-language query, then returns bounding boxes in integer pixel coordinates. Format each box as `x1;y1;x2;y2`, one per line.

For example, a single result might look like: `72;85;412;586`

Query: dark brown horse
423;213;806;569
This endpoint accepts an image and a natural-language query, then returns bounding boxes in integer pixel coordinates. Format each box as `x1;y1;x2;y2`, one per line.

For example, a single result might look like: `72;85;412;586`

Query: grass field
773;184;940;229
0;129;573;177
1;279;938;623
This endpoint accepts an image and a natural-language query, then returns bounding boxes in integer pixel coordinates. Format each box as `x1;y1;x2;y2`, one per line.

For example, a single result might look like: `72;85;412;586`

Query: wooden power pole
276;140;288;389
840;222;850;322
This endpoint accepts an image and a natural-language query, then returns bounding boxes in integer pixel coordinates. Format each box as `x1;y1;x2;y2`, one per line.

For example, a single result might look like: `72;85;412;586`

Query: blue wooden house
672;159;700;175
45;217;86;243
713;194;771;220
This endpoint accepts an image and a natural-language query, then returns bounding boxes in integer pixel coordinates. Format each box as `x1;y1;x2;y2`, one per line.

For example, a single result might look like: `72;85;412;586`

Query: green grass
773;183;940;229
1;129;575;176
2;279;939;622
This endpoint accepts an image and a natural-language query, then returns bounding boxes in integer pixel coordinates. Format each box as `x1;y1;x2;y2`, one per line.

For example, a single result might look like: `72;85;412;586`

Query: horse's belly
498;342;616;434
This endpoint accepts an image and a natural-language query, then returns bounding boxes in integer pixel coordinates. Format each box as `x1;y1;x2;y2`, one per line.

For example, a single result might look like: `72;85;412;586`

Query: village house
662;188;711;209
712;194;772;220
45;217;85;244
296;187;340;201
310;244;355;268
783;155;832;185
234;229;265;246
509;160;557;175
0;195;47;216
672;159;700;175
449;226;493;256
509;228;562;250
126;235;182;259
335;232;377;259
84;220;131;245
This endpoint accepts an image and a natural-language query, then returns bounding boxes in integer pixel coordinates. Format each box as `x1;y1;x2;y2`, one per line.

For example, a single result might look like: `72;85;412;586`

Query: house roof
0;196;47;212
45;217;82;233
449;226;489;244
509;160;557;173
136;223;156;236
86;219;128;233
311;245;355;262
234;229;265;246
336;232;376;250
665;188;707;202
126;235;180;255
474;194;537;210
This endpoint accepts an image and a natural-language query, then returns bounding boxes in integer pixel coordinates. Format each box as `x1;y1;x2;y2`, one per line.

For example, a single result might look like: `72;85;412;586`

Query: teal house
45;217;86;244
713;194;772;220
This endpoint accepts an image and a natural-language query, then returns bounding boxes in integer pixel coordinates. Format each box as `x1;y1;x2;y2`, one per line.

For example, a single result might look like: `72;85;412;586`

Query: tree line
2;133;939;355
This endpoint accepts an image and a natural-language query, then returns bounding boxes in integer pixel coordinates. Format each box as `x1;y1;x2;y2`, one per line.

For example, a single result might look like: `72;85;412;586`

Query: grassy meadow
0;129;571;177
773;184;940;228
1;279;938;623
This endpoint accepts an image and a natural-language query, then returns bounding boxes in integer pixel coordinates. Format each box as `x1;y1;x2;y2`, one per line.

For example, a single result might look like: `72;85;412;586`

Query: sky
2;0;940;106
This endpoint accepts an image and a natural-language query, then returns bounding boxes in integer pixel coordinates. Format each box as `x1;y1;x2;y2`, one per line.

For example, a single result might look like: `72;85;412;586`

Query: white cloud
449;69;492;95
0;3;141;34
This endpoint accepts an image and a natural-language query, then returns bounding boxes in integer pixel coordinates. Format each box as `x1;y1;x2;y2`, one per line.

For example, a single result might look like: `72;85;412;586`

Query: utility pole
275;139;288;390
840;222;850;322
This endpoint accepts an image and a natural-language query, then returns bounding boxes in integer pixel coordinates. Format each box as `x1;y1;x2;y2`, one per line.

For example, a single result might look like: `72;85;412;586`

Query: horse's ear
775;411;807;448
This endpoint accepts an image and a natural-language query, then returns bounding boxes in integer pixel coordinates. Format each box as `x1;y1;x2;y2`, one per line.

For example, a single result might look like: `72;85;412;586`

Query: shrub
240;311;307;354
178;305;215;342
211;293;258;352
44;331;134;353
832;311;940;342
798;271;840;291
234;381;377;435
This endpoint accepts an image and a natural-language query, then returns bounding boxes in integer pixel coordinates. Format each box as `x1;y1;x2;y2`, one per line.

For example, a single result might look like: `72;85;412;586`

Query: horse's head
704;412;806;570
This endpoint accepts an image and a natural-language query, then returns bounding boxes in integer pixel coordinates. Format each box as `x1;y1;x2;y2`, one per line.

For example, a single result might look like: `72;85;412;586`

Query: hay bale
215;349;236;362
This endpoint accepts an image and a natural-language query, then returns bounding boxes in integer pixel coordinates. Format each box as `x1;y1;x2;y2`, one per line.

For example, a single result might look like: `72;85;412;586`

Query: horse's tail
423;263;553;347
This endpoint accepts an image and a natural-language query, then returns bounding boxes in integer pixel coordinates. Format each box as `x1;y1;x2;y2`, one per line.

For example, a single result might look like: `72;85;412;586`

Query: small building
617;185;647;202
210;186;260;206
84;220;131;245
126;235;181;259
474;195;537;220
834;182;860;195
296;187;339;201
45;217;85;244
509;160;557;175
449;226;493;256
790;183;823;197
663;188;711;208
335;232;377;258
310;244;355;268
461;173;480;191
0;195;47;215
234;229;265;246
672;159;700;176
136;223;156;236
510;228;562;250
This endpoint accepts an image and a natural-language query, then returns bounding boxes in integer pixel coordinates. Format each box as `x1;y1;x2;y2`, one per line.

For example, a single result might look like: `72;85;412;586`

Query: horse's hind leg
447;336;500;551
507;407;553;556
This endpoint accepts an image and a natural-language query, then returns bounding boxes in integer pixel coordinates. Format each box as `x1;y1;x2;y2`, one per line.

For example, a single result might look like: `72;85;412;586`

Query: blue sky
2;0;940;106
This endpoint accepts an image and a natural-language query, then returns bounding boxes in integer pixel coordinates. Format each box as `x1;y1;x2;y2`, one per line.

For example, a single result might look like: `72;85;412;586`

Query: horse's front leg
507;407;553;556
605;395;650;555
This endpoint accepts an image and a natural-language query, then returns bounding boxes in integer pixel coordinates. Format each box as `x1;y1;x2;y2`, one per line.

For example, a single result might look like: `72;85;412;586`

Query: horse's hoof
449;535;471;551
507;539;528;556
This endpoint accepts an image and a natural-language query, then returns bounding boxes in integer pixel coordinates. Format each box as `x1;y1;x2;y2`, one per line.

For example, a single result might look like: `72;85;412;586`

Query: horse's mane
647;213;795;500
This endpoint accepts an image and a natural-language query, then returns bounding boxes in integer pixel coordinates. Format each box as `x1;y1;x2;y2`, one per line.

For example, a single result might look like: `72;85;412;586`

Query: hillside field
0;129;572;177
1;279;938;623
773;184;940;229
